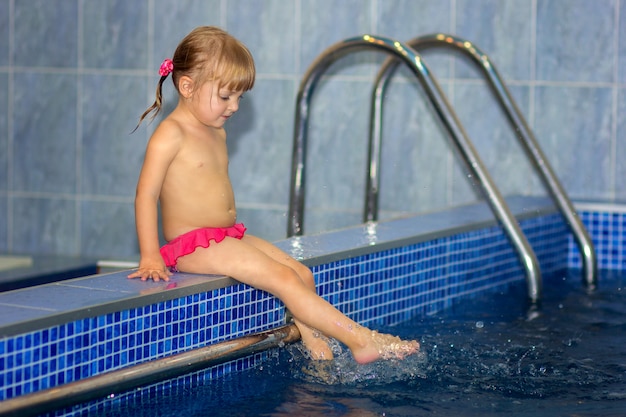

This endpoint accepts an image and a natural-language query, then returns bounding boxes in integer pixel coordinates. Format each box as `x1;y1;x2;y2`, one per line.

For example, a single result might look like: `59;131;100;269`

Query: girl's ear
179;76;194;98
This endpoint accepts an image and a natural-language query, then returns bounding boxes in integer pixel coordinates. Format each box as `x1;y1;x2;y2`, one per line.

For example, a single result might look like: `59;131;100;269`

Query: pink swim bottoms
160;223;246;268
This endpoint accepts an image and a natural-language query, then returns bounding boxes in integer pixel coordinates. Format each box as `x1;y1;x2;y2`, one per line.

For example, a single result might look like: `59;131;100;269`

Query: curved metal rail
366;33;596;289
287;35;543;302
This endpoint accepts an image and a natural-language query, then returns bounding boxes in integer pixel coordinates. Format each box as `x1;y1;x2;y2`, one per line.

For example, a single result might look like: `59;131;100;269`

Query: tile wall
0;0;625;259
0;209;569;405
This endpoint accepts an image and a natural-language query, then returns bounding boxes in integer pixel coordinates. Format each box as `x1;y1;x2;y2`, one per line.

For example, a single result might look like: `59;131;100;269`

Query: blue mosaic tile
1;207;621;413
312;212;570;330
0;285;283;401
568;210;626;270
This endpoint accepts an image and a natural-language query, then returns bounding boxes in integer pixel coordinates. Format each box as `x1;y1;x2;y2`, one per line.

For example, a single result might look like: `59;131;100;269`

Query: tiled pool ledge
0;195;617;403
0;195;556;339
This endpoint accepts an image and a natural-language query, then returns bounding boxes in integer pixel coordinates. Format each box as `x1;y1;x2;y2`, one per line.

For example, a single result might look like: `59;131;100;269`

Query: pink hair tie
159;58;174;77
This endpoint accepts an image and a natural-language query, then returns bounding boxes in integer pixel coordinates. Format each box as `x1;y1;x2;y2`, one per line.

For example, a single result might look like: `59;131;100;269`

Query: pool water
90;269;626;417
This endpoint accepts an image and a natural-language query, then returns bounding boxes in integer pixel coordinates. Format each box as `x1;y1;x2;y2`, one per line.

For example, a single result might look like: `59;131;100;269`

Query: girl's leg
176;236;419;364
238;235;333;359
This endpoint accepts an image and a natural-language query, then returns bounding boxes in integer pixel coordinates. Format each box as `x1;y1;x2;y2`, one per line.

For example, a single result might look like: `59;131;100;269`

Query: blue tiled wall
0;210;571;406
0;284;284;400
2;201;626;415
1;0;625;256
569;208;626;270
316;213;568;327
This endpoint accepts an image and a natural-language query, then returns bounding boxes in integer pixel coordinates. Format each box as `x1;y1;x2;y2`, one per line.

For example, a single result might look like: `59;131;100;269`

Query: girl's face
190;80;244;128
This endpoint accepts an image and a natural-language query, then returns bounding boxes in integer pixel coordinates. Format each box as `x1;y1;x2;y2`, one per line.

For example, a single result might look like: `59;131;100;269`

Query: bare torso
159;123;236;241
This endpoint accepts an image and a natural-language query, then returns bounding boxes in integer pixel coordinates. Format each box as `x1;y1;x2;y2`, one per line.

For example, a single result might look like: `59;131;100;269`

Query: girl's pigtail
132;59;174;133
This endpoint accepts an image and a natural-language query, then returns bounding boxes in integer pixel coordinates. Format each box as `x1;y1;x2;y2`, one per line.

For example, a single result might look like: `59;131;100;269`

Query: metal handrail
0;324;300;417
287;35;543;302
366;33;596;289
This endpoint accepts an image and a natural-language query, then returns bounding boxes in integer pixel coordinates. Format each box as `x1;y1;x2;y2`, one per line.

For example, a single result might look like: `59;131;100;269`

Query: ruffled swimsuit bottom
160;223;247;269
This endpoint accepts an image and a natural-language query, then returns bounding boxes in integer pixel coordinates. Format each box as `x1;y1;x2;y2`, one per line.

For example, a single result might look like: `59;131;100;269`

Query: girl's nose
229;99;239;112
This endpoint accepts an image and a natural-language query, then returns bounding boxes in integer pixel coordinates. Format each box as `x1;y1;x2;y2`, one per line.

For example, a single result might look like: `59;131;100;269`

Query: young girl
128;26;419;364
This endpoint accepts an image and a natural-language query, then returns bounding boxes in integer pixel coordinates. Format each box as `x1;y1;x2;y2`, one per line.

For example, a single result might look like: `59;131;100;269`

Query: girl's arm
128;123;181;281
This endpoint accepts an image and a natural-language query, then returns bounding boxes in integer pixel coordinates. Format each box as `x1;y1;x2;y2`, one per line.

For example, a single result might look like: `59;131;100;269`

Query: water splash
268;338;428;386
269;273;626;404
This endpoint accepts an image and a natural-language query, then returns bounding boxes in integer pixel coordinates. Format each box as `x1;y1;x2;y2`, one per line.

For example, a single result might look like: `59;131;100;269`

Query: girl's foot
297;321;334;360
352;330;420;364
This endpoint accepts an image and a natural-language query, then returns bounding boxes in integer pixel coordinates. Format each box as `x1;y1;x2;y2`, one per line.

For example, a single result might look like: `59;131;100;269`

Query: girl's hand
128;259;172;282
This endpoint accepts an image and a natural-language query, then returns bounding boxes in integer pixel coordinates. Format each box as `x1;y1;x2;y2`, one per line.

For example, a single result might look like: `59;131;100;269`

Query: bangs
172;27;256;94
212;42;255;92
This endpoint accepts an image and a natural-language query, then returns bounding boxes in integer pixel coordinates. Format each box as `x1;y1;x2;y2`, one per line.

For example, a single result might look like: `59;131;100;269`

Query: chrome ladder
365;33;596;290
287;34;543;303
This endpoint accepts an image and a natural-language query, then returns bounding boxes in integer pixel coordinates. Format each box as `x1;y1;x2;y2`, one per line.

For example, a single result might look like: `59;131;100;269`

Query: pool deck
0;255;98;292
0;196;556;338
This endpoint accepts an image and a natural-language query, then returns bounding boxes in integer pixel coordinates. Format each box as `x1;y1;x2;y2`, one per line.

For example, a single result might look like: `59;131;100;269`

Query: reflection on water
91;270;626;417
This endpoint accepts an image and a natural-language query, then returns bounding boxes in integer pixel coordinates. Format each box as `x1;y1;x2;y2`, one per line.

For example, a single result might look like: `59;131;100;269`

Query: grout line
75;0;84;255
0;302;56;312
147;0;154;71
295;0;301;75
609;0;620;200
528;0;538;155
528;0;537;136
447;0;457;206
5;191;134;204
371;0;377;33
530;0;537;82
6;0;14;252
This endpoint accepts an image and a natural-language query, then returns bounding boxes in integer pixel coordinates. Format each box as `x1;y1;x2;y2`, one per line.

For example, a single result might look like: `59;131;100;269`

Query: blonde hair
136;26;255;127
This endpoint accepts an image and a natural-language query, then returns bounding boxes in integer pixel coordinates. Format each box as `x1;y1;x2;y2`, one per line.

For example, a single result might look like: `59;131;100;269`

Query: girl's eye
219;92;243;101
